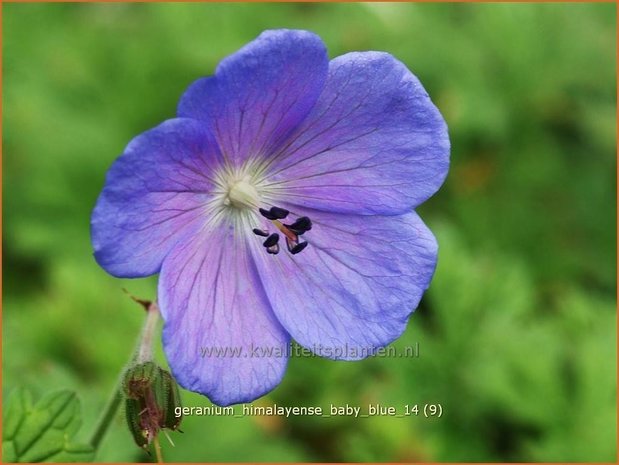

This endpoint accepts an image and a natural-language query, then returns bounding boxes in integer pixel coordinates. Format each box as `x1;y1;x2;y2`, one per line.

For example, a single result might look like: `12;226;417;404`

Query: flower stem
153;436;164;463
89;301;161;451
89;376;123;450
137;302;161;363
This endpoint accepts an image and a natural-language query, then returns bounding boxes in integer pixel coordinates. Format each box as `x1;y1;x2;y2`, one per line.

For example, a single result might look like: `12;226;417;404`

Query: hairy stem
137;302;161;363
89;301;161;451
89;378;123;450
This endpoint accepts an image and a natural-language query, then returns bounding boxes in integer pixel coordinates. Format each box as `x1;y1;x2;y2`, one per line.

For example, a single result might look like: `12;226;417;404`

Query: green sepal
124;397;149;449
122;361;160;399
159;369;183;431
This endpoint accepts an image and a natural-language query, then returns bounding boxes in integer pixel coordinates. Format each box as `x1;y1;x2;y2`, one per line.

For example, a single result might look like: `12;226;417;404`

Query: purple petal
159;223;290;406
91;118;223;278
250;210;437;359
178;29;328;167
263;52;450;215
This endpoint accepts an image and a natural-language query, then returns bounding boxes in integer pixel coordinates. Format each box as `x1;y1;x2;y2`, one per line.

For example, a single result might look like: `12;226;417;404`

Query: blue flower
91;30;449;406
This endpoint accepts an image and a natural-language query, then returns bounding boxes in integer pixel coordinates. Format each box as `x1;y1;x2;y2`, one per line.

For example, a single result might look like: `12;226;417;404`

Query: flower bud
122;362;182;449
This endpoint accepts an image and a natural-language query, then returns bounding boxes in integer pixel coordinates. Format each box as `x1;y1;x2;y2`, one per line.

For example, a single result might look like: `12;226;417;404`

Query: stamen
266;244;280;255
254;207;312;256
252;228;269;237
285;237;309;255
259;206;290;220
272;220;298;242
263;233;280;248
269;207;289;219
290;242;309;255
259;208;279;220
286;216;312;235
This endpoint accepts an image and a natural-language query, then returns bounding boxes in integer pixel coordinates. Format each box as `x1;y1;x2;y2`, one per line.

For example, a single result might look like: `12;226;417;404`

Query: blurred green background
3;2;616;462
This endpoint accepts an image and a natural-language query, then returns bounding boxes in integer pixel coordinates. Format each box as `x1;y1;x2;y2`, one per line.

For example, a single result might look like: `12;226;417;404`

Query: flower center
225;176;260;210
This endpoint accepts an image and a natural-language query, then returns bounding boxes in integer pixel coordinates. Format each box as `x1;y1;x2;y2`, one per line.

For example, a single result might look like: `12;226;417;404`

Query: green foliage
2;389;94;462
3;2;616;462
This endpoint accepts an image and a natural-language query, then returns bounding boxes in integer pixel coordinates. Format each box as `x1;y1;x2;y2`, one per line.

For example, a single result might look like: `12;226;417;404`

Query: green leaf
2;388;95;462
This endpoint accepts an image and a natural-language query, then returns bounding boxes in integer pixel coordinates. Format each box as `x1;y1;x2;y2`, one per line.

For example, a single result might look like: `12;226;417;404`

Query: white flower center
224;175;261;210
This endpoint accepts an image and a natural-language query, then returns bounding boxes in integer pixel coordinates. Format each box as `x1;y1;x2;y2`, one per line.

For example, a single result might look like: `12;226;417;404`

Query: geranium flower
91;29;449;406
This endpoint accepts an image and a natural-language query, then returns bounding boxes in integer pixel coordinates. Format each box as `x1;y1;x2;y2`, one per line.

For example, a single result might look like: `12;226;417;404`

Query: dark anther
285;237;309;254
266;244;280;255
259;206;290;220
259;208;278;220
290;241;309;255
269;206;289;219
287;216;312;234
255;208;311;256
263;233;280;248
252;228;269;237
